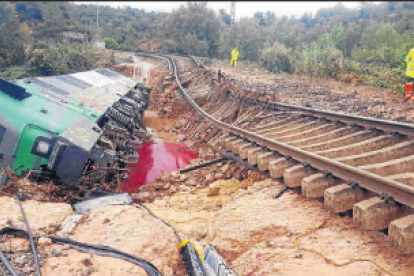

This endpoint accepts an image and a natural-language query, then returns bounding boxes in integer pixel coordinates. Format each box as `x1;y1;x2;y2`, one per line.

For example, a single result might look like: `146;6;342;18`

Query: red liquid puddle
123;143;199;193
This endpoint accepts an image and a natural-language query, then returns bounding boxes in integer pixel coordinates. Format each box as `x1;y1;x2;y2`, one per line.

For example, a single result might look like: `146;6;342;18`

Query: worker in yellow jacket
405;48;414;100
230;48;239;67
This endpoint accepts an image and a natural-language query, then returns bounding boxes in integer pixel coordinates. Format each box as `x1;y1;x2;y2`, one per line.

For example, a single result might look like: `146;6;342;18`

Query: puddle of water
123;143;198;193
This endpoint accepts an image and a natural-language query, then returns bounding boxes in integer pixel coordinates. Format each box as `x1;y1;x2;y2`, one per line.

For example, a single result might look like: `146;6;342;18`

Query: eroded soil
2;57;414;276
210;63;414;123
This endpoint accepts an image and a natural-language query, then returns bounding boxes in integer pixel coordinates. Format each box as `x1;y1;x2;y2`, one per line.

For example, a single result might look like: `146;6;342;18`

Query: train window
30;136;55;159
0;125;5;147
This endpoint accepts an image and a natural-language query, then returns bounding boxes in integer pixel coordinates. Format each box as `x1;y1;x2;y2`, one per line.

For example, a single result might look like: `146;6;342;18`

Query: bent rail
136;52;414;208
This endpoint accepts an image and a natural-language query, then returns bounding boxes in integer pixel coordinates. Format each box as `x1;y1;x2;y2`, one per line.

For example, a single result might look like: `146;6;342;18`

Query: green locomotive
0;68;151;188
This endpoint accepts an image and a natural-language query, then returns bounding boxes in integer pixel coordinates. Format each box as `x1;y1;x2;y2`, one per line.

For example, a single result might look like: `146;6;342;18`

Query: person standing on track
405;47;414;100
230;47;239;67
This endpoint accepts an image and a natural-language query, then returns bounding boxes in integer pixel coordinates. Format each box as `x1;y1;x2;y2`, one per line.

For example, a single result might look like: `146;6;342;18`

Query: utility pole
230;1;236;49
96;1;99;41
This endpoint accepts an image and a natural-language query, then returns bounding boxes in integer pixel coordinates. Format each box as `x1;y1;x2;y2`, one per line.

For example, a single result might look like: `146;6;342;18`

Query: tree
300;12;313;27
254;11;266;26
162;2;221;56
0;2;25;68
218;9;231;26
102;37;120;49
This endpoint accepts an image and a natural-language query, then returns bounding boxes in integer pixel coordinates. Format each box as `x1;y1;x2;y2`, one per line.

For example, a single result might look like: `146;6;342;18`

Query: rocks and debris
208;63;414;123
56;215;84;237
3;56;414;276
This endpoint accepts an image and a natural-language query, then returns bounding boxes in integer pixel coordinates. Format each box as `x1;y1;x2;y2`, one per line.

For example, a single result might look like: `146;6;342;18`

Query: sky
74;1;383;20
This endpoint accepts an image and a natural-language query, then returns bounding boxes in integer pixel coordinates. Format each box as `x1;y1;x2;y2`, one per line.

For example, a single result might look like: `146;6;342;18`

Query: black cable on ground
274;186;295;199
0;228;162;276
133;204;209;276
14;196;41;276
219;151;256;170
133;203;182;243
0;248;18;276
179;158;228;174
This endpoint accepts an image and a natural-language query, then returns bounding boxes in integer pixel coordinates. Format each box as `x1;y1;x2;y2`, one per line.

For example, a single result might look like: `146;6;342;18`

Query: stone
131;192;150;202
52;248;63;257
207;187;221;197
179;185;190;192
179;118;188;127
294;253;303;258
179;174;188;182
23;264;34;274
170;185;177;193
37;237;52;247
214;173;225;180
205;174;215;184
186;178;197;186
159;172;169;182
14;256;27;267
50;262;59;269
154;182;164;190
82;268;91;276
220;163;230;173
195;227;208;240
204;152;216;160
57;215;83;236
224;170;233;179
163;183;171;190
170;171;180;180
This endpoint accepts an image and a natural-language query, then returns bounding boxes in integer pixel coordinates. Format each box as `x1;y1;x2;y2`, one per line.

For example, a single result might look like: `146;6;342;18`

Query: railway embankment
3;53;414;275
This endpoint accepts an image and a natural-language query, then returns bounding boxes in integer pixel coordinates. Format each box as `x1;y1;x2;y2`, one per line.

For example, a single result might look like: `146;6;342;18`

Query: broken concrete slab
73;193;133;215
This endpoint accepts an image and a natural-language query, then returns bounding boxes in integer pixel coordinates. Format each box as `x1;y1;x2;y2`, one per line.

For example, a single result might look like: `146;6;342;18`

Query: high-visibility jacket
406;48;414;78
231;48;239;59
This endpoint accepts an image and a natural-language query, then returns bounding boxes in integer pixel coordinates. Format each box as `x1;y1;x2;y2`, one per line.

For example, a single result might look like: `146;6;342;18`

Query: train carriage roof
16;68;137;119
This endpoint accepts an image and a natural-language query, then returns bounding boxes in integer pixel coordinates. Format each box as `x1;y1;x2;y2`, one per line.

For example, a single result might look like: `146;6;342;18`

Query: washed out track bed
138;51;414;254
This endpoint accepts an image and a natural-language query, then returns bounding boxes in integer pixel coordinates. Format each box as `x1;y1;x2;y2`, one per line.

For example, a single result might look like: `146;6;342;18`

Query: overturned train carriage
0;68;151;188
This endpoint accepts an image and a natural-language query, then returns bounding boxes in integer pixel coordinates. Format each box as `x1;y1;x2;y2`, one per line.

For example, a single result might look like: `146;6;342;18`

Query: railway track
136;51;414;253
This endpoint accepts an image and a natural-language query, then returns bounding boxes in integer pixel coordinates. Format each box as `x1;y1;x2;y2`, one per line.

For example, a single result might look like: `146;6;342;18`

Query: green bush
29;44;100;76
102;37;120;49
0;65;31;80
294;42;344;78
260;43;294;74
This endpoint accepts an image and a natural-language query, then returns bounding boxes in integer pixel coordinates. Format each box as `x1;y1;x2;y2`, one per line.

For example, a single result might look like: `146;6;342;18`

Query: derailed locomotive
0;68;151;188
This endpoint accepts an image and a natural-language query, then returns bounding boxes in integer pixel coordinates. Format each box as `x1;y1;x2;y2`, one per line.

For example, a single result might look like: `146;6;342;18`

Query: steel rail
233;95;414;136
137;52;414;208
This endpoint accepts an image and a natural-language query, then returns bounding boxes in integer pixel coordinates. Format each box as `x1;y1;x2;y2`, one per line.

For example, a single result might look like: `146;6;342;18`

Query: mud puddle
123;143;198;193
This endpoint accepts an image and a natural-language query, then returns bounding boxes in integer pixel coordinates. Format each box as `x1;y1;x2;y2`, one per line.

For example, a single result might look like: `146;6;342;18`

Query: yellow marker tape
178;239;204;263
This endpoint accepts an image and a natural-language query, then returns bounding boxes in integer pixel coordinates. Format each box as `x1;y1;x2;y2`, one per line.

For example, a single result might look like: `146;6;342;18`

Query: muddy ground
1;56;414;276
209;62;414;123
